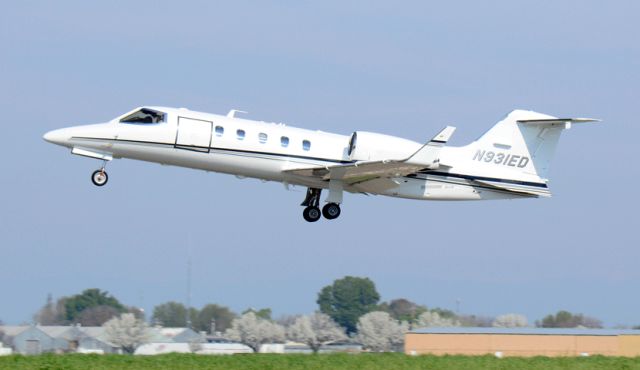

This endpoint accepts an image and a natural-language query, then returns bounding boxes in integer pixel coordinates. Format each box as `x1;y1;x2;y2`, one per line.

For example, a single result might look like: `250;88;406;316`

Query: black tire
91;170;108;187
303;206;321;222
322;203;341;220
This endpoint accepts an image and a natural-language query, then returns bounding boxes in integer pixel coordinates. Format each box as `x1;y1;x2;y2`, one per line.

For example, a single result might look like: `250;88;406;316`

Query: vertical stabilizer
471;110;562;179
443;110;599;195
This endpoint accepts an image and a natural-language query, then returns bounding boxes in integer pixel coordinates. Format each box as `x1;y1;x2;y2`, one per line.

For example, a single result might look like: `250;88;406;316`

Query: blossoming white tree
414;311;460;328
287;312;347;353
492;313;528;328
103;313;150;354
355;311;408;352
225;312;285;352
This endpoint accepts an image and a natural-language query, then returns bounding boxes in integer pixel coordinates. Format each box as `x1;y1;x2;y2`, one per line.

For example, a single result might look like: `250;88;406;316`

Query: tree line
20;276;625;353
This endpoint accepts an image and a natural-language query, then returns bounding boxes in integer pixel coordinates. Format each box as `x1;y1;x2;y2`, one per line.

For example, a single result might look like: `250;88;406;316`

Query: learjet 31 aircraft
43;107;598;222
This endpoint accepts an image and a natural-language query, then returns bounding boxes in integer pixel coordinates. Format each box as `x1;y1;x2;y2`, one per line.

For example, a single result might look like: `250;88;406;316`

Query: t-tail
442;110;600;197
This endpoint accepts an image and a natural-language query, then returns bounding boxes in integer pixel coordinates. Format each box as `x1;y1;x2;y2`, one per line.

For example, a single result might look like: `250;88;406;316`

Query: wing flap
284;160;425;184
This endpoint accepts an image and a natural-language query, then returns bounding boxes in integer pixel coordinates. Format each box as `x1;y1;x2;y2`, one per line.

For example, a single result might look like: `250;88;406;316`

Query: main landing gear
91;161;109;187
301;187;342;222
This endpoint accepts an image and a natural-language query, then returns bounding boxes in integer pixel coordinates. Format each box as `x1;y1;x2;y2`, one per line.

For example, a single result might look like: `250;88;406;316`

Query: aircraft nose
43;128;70;146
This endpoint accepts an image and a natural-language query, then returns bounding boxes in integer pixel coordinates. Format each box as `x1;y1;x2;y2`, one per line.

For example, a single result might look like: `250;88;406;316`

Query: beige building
405;328;640;357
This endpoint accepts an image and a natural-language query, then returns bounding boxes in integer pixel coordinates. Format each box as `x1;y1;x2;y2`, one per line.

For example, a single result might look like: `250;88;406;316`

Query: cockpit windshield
120;108;166;124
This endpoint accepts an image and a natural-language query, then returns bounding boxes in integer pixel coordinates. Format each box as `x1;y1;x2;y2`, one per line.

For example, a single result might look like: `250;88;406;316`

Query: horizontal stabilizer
517;117;600;129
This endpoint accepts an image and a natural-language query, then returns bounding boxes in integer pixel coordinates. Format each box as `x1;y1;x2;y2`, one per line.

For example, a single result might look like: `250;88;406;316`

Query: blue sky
1;1;639;326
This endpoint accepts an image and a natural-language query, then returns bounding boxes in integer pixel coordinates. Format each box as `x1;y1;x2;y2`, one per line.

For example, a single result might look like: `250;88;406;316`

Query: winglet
430;125;457;144
404;126;456;169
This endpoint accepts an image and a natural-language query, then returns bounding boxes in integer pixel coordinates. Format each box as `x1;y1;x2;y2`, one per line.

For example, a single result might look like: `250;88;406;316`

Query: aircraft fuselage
44;106;596;221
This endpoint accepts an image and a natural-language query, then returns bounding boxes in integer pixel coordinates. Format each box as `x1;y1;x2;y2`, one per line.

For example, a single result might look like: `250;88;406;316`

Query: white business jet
43;107;598;222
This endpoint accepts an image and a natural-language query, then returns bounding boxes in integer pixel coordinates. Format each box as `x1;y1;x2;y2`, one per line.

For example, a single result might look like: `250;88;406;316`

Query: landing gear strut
301;188;322;222
300;188;342;222
91;161;109;187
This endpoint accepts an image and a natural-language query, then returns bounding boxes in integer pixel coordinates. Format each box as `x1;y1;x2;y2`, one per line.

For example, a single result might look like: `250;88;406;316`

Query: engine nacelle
348;131;422;162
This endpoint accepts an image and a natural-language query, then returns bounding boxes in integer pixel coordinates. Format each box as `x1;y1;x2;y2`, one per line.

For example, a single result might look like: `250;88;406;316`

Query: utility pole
186;235;192;329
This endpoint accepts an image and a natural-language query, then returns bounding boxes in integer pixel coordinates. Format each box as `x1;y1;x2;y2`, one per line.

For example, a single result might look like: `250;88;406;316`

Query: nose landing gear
91;161;109;187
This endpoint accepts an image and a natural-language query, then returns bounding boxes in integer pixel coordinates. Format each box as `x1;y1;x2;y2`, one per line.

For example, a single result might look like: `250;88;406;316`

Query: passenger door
175;117;213;153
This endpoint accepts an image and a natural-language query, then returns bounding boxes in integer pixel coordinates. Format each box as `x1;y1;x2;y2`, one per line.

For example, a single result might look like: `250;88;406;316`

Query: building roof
0;326;31;336
1;325;201;346
157;328;191;338
37;325;84;339
409;327;640;336
78;327;105;337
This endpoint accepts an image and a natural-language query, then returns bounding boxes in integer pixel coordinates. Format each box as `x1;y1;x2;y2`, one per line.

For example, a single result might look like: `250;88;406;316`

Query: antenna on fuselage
227;109;248;118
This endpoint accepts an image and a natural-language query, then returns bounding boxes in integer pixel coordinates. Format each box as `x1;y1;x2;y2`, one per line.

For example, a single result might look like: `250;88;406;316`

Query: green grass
1;353;640;370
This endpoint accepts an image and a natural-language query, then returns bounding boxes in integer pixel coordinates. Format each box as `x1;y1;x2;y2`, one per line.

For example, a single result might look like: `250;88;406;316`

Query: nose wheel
91;169;108;186
91;161;109;187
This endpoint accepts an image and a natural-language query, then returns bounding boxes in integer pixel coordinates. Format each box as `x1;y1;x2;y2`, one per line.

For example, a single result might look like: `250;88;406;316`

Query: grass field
1;353;640;370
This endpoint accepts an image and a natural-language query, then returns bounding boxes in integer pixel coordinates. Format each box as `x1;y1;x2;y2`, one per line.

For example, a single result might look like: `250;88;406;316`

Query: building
135;342;253;355
76;326;122;354
284;341;363;354
0;325;203;355
0;325;118;354
0;326;59;354
405;327;640;357
147;327;203;344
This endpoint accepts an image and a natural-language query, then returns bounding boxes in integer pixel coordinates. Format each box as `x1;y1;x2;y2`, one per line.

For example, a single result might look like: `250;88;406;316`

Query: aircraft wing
284;126;456;185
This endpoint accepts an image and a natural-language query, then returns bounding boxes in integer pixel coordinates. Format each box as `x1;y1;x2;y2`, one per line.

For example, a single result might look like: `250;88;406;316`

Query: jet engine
347;131;422;162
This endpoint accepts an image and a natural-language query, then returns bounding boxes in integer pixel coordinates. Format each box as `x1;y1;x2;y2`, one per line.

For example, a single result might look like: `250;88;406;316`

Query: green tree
317;276;381;334
77;305;121;326
242;308;272;321
152;301;198;327
378;298;428;323
430;307;457;320
62;289;126;323
537;310;603;328
193;304;236;333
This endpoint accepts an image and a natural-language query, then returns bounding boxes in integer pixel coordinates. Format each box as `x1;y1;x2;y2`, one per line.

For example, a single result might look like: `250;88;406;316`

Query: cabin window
302;140;311;151
281;136;289;147
120;108;165;124
237;129;245;140
215;126;224;136
258;133;268;144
